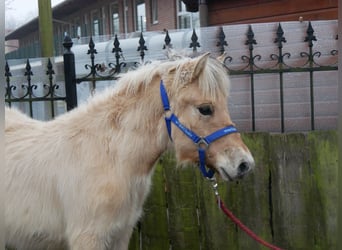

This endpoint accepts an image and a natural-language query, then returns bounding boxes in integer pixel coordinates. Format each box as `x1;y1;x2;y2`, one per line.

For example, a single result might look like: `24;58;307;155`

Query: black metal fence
5;58;66;118
5;21;338;132
219;22;338;132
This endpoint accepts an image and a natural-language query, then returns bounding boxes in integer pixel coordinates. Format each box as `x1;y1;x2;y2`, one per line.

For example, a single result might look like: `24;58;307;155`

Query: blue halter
160;80;238;179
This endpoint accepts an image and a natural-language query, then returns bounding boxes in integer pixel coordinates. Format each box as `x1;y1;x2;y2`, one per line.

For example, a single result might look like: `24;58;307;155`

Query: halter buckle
163;109;172;119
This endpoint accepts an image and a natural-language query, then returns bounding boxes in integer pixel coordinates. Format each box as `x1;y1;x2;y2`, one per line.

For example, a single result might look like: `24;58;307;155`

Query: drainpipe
199;0;208;27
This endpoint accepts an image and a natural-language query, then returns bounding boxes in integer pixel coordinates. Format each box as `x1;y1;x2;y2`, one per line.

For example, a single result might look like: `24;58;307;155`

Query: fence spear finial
304;21;317;48
274;23;286;49
216;26;228;54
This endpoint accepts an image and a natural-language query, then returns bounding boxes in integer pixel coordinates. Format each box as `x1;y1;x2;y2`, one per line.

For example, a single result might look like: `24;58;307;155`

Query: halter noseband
160;80;238;179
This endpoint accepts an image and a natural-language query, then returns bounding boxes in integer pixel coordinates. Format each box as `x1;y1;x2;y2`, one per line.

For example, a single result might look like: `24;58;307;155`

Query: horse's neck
78;82;169;175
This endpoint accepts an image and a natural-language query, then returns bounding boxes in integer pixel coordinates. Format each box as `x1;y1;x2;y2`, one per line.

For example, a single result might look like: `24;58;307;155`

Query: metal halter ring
196;138;209;149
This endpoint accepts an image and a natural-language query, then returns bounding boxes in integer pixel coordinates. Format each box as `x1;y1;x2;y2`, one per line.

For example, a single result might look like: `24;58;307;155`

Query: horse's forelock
171;56;229;100
199;57;230;99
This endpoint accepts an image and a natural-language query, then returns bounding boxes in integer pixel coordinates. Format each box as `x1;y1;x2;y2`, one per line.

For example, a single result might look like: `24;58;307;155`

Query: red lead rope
218;198;283;250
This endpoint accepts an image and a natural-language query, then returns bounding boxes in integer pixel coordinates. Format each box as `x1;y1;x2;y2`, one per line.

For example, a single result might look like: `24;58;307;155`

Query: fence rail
4;20;338;131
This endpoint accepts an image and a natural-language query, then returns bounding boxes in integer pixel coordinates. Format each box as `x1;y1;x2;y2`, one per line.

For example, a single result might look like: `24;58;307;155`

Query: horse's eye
197;105;214;116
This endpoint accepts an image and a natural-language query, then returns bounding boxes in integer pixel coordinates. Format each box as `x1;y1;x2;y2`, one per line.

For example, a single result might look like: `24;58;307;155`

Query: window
135;0;146;32
93;19;99;36
74;18;81;38
111;3;120;35
83;14;88;36
92;11;101;36
63;24;70;37
112;13;120;34
179;15;191;29
151;0;158;24
179;0;186;12
76;26;81;38
177;0;199;29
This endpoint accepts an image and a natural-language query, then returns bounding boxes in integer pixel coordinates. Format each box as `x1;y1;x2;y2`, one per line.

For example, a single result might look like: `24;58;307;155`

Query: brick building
205;0;338;25
5;0;337;58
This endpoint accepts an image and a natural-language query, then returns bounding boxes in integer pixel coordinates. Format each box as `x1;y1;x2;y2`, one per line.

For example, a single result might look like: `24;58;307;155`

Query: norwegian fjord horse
5;53;254;249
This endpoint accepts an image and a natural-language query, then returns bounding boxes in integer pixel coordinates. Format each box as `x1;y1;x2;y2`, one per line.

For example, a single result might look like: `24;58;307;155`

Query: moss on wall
129;131;337;250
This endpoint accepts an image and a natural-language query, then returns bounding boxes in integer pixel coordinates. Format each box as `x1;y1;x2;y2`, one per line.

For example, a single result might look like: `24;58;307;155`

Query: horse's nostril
238;162;249;175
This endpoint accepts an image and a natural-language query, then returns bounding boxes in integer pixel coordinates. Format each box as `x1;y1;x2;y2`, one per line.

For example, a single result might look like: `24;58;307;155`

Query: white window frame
110;3;120;35
91;10;101;37
135;0;146;32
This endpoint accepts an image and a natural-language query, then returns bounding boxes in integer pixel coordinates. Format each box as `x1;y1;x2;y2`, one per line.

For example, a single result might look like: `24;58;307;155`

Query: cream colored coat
5;54;254;249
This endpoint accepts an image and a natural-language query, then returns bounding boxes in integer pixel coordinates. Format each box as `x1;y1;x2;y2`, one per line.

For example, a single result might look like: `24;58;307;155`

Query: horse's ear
191;52;210;80
166;48;184;61
168;66;177;75
216;52;227;63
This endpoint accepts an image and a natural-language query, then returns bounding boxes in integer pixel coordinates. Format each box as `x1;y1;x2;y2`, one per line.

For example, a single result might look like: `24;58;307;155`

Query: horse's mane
77;53;231;133
112;54;230;100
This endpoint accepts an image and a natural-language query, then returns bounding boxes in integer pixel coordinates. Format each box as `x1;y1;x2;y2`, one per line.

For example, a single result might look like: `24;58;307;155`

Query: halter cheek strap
160;80;238;179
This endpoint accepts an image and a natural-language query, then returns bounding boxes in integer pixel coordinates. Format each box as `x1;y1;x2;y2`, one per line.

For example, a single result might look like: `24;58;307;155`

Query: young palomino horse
5;53;254;250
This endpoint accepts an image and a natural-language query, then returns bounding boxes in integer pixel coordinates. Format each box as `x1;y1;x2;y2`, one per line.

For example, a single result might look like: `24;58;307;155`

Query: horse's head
162;53;254;181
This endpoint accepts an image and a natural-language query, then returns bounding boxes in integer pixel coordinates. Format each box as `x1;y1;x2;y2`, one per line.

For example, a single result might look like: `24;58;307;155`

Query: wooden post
38;0;54;57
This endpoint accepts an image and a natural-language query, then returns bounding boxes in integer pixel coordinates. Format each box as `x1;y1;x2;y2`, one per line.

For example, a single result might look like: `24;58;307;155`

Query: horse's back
5;107;46;160
5;107;42;132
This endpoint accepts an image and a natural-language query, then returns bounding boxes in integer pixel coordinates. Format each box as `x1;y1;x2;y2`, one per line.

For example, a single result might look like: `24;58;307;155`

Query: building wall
208;0;338;25
53;0;179;36
145;0;177;31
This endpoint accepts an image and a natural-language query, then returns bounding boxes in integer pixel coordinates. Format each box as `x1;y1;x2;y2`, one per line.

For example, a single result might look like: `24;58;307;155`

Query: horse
4;52;255;250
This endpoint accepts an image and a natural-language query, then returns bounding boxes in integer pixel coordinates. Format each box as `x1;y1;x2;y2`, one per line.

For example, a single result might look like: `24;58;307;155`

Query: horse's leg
68;232;105;250
68;230;133;250
110;226;134;250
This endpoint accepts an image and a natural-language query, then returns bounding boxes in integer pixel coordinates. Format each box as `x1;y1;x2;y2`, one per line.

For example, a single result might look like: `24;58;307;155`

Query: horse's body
5;53;254;249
